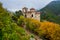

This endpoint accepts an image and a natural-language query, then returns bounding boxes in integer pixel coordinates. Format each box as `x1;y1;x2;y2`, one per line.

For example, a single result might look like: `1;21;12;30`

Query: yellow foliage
18;16;60;40
26;18;60;40
37;21;60;40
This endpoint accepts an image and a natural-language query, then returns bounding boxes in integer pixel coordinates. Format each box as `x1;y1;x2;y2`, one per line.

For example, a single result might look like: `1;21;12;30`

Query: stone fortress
22;7;40;21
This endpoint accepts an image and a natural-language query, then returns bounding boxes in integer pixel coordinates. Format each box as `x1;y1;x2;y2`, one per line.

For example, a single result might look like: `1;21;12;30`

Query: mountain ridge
39;1;60;24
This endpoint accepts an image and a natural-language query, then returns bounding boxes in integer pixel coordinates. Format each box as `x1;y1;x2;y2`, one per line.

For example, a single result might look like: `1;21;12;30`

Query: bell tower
22;7;28;17
22;7;28;13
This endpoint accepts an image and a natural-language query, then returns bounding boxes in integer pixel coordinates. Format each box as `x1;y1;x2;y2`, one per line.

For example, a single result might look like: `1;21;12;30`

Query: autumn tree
0;2;30;40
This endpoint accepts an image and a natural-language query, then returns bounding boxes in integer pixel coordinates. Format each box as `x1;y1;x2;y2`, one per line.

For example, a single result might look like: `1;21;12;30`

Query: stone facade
22;7;40;21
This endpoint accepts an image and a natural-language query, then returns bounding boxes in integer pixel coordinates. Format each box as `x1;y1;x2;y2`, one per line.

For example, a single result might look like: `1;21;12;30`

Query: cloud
0;0;53;12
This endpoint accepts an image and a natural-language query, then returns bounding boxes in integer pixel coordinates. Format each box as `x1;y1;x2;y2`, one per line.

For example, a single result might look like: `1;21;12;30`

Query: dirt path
22;24;43;40
25;29;42;40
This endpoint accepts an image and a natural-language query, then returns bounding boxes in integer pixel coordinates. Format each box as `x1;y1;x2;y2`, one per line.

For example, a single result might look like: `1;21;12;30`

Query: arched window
32;14;33;17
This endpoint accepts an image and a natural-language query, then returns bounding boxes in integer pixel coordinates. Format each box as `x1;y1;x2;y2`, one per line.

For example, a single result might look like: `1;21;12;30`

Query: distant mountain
54;0;60;1
39;1;60;24
41;1;60;15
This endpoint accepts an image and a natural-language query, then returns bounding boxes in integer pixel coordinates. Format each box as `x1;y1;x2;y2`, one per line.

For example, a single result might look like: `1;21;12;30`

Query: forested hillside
39;1;60;24
0;2;60;40
0;2;32;40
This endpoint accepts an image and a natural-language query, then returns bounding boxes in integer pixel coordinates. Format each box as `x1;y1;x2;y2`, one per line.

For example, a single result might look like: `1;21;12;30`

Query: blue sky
0;0;53;12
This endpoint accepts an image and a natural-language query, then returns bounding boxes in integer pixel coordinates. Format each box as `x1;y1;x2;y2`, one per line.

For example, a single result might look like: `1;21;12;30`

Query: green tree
0;2;30;40
15;10;23;18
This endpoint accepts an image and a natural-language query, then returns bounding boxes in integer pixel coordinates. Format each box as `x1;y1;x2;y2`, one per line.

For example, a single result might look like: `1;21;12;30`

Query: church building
22;7;40;21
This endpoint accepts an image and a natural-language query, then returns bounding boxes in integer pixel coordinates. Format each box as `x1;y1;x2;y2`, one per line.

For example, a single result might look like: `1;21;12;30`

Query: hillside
0;2;35;40
39;1;60;24
0;2;43;40
1;1;60;40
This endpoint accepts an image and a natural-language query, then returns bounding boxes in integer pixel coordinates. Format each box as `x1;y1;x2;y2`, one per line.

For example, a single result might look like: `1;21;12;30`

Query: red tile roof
30;8;35;10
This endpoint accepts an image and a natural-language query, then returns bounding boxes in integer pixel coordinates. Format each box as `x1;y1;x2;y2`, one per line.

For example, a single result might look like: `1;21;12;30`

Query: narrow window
32;14;33;17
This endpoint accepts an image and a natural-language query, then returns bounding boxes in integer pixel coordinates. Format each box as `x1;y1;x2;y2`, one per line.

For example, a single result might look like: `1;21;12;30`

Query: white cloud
0;0;54;11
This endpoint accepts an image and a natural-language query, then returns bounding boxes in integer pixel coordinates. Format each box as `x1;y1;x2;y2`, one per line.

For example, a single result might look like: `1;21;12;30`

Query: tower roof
30;8;35;10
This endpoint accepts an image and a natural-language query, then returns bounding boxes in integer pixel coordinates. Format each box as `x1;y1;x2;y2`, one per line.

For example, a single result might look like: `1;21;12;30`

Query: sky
0;0;54;12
